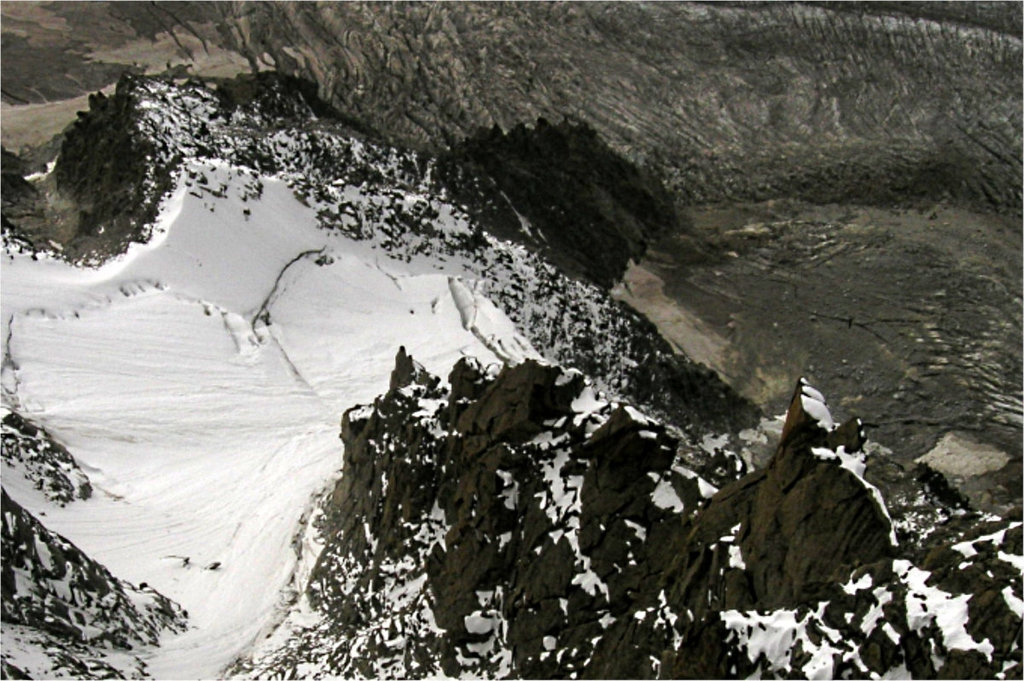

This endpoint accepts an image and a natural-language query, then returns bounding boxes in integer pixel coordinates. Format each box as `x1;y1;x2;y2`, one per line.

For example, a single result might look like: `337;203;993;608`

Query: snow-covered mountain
1;73;1021;679
0;72;743;677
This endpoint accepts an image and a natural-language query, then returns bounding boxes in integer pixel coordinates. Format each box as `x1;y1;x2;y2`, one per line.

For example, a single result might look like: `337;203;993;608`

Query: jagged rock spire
389;345;438;392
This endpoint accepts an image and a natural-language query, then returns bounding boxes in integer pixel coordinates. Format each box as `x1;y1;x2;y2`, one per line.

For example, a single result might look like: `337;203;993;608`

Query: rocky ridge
5;67;1019;515
437;119;680;288
238;349;1022;679
1;488;186;679
1;412;92;506
1;412;186;678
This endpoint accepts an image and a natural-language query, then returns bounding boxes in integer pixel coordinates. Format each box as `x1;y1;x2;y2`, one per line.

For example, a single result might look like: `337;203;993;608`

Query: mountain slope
4;3;1019;512
0;168;523;677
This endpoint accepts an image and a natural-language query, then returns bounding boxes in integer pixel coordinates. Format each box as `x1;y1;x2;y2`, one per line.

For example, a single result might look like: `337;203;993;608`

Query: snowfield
1;163;537;677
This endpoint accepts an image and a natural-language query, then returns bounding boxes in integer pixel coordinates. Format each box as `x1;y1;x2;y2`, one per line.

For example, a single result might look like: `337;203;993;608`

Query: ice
721;608;801;673
952;540;979;558
698;478;719;499
496;470;519;511
571;386;606;417
464;612;496;635
555;369;581;387
623;405;651;425
446;276;537;365
800;393;834;431
952;523;1021;563
997;551;1024;573
530;430;570;449
842;573;872;595
722;602;852;679
651;479;685;513
33;535;53;571
572;566;609;600
720;524;745;568
539;449;577;526
859;587;893;636
1002;586;1024;618
624;519;648;542
699;432;729;455
798;379;826;404
728;544;746;569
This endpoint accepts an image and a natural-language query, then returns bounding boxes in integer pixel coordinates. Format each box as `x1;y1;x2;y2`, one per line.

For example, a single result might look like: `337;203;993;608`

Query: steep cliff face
20;72;337;262
242;350;723;677
51;85;175;260
241;350;1022;679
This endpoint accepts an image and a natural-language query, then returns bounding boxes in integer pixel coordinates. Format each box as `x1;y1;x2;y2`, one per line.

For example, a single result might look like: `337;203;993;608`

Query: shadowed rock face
663;382;892;619
1;150;41;233
52;85;176;258
437;119;681;288
240;350;1022;679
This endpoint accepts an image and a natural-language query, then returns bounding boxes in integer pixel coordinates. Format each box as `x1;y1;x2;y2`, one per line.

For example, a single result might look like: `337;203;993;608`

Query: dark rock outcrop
243;352;1022;678
661;382;891;617
1;488;185;659
45;71;347;262
0;71;344;262
1;149;43;243
1;412;92;505
52;80;177;261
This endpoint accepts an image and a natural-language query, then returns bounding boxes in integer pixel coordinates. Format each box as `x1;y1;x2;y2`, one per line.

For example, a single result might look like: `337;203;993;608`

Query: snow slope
1;161;537;677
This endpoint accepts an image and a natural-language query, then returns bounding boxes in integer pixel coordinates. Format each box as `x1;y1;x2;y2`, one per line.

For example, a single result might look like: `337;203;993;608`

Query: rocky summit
236;349;1021;679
